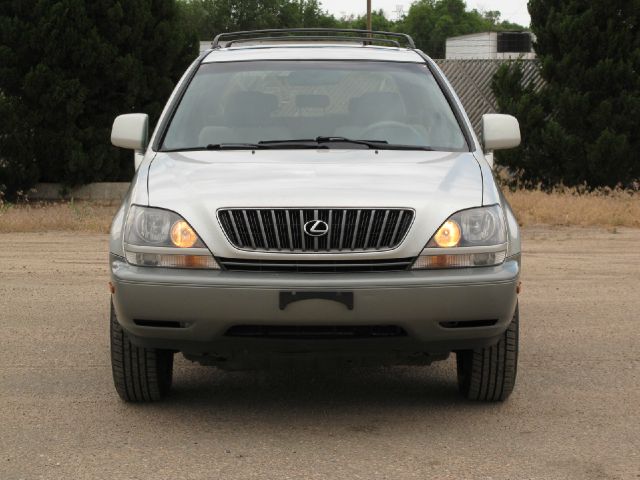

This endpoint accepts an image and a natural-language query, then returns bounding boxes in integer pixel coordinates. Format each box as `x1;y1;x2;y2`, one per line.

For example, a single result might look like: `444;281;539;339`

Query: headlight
427;205;506;248
413;205;507;269
124;206;220;269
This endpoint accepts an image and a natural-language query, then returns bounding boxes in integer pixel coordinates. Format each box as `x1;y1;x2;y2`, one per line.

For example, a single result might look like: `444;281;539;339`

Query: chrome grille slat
327;210;333;251
390;210;404;246
376;210;390;249
363;209;376;249
239;210;253;249
339;209;347;251
299;210;306;251
285;210;294;251
351;210;361;250
229;211;243;246
218;208;414;253
270;210;281;250
313;209;319;252
219;210;240;246
257;210;268;248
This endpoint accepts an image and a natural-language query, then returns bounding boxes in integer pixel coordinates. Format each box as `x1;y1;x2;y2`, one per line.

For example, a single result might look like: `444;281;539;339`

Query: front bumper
110;255;519;356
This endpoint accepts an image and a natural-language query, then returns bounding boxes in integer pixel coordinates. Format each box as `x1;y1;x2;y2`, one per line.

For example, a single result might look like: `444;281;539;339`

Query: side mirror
111;113;149;151
482;114;521;151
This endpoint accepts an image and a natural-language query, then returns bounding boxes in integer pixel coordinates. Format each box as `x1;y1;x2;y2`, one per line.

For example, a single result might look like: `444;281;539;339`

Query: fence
434;59;543;136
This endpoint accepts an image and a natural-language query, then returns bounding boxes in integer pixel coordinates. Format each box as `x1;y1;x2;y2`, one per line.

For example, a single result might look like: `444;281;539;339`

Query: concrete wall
446;32;536;60
446;32;496;60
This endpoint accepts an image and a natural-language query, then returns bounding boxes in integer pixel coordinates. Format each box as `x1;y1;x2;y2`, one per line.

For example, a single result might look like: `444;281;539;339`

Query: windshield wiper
163;138;434;152
162;143;261;152
316;136;390;149
315;137;438;151
207;142;329;150
259;137;433;151
206;143;263;150
257;138;327;148
316;137;435;151
259;137;388;149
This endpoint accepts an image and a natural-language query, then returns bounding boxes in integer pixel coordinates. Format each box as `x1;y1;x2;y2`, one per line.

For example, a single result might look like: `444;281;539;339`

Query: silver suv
109;29;522;403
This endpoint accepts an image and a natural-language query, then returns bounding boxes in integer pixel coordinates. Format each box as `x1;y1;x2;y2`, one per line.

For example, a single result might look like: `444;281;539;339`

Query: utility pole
367;0;372;31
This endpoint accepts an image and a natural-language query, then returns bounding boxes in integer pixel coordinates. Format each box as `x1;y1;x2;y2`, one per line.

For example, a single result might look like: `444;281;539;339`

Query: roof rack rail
212;28;416;50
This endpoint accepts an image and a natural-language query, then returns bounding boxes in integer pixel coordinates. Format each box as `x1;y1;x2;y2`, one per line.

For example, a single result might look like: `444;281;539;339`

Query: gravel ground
1;227;639;479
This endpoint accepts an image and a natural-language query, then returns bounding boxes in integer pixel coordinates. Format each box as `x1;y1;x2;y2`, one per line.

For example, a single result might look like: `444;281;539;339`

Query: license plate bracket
279;291;354;311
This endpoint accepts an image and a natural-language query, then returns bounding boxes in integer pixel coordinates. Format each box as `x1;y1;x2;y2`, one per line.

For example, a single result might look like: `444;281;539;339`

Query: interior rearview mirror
111;113;149;151
482;114;521;151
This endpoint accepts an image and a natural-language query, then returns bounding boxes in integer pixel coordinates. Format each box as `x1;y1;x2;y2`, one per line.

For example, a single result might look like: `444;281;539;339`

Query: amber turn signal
170;220;199;248
433;220;461;248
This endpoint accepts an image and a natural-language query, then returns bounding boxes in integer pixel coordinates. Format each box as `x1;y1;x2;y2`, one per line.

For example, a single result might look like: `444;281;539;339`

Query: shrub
492;1;640;188
0;0;198;199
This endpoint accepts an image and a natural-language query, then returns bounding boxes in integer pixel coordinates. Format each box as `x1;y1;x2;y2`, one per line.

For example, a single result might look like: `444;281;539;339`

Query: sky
319;0;531;27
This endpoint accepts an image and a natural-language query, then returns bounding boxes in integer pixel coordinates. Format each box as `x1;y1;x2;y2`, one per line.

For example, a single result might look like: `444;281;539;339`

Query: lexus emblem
303;220;329;237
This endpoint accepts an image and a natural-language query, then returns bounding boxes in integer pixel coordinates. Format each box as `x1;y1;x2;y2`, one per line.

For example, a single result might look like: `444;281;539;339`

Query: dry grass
505;188;640;228
0;188;639;233
0;201;118;233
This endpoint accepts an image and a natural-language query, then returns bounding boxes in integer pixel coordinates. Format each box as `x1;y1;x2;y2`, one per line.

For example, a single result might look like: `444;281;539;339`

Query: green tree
400;0;524;57
481;10;523;31
491;61;554;184
178;0;337;40
493;0;640;187
177;0;217;40
0;0;198;198
338;9;397;31
0;94;37;197
278;0;337;29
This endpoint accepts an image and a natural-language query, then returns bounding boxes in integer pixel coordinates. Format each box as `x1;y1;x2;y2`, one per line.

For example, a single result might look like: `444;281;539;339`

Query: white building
445;31;536;60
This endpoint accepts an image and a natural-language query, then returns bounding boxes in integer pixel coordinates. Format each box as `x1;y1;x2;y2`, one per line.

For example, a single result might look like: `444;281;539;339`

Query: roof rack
212;28;416;50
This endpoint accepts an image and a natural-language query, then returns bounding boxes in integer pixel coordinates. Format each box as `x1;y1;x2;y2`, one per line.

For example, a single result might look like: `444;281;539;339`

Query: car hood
146;149;483;258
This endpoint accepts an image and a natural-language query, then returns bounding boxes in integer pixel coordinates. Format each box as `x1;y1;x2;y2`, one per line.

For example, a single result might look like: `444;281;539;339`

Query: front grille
217;208;414;252
225;325;407;339
218;257;414;273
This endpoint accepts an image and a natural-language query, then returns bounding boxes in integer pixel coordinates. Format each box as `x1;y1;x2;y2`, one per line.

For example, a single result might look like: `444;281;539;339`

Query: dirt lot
1;227;639;480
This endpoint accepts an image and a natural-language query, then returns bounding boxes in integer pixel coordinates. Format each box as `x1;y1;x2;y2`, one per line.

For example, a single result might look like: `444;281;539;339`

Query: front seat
334;92;407;139
199;91;291;145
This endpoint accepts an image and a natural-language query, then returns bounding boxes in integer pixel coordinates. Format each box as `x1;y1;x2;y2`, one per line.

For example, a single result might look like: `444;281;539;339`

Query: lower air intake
439;319;498;329
133;319;185;328
225;325;407;339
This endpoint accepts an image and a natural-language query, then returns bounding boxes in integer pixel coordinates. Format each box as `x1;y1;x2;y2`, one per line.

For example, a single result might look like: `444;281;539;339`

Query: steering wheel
359;121;423;142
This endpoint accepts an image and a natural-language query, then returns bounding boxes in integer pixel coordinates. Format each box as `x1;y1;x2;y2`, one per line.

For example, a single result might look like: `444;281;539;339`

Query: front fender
498;189;521;260
109;153;154;256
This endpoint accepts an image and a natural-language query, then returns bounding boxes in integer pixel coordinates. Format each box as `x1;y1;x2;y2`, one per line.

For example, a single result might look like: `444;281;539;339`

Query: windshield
161;61;468;152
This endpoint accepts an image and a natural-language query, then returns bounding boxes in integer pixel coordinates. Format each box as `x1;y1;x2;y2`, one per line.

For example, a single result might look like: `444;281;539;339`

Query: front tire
110;302;174;402
456;304;519;402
